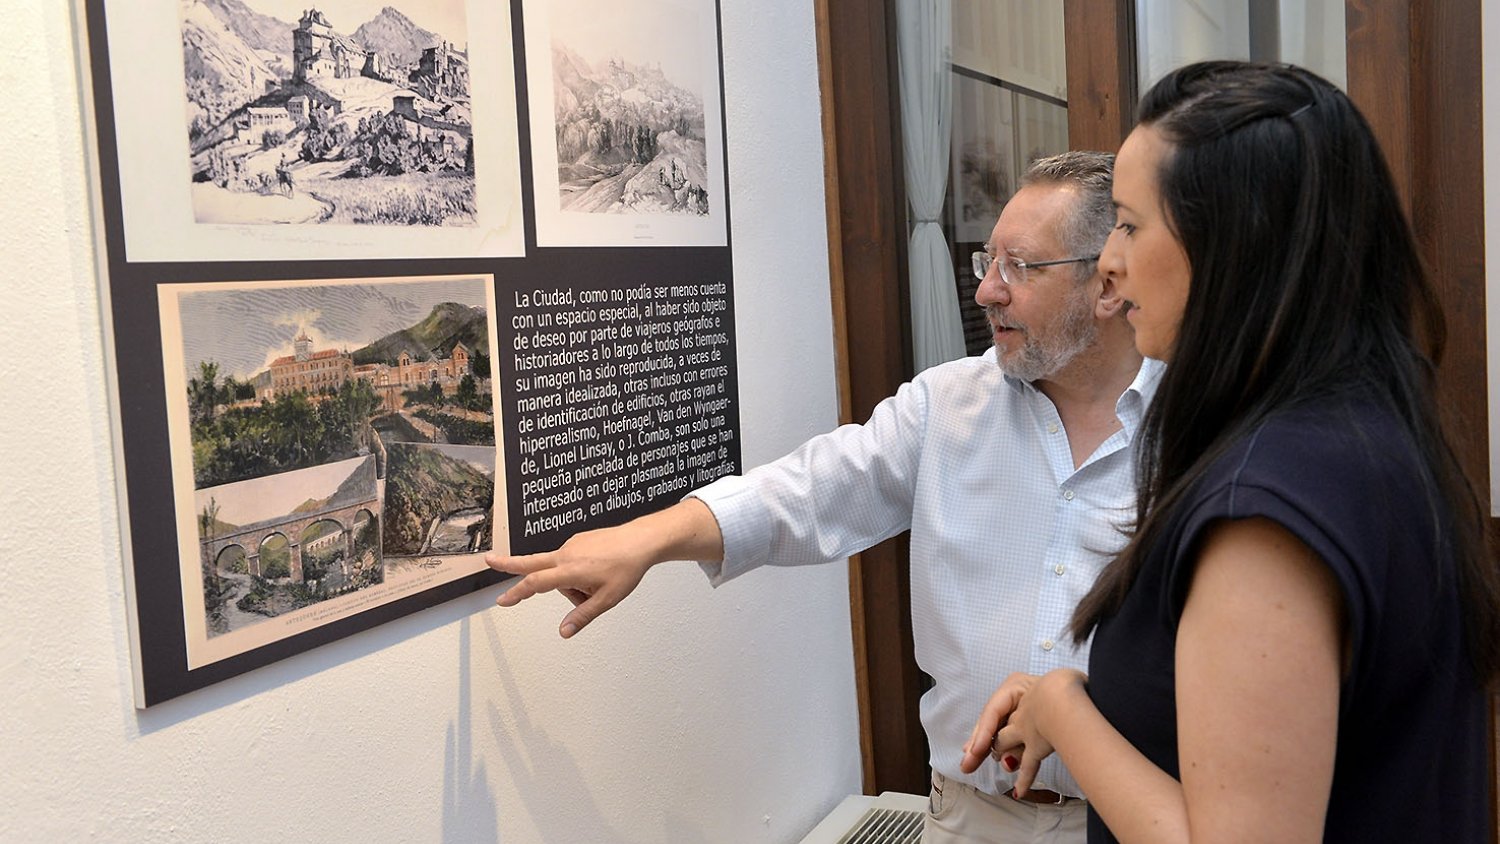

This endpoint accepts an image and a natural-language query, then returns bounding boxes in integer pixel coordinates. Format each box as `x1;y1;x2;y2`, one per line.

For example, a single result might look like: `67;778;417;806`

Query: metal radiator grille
837;806;924;844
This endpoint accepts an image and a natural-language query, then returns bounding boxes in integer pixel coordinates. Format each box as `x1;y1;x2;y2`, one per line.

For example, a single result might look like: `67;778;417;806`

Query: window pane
1136;0;1346;91
944;3;1071;356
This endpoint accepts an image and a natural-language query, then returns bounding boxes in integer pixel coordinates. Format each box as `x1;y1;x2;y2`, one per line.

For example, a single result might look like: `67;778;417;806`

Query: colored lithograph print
381;443;495;559
177;276;496;489
197;457;383;637
159;275;503;667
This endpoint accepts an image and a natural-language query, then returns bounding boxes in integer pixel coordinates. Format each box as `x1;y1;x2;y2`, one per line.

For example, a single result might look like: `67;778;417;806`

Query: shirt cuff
685;474;773;586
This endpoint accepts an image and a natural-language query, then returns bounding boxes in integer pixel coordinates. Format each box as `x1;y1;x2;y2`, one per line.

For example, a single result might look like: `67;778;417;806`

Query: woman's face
1099;124;1192;362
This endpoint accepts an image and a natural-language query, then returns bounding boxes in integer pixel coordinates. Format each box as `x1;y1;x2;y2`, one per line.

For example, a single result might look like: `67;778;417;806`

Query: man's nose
975;267;1010;307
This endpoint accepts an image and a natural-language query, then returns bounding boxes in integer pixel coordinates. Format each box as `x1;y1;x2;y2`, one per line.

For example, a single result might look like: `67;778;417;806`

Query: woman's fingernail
1003;755;1019;772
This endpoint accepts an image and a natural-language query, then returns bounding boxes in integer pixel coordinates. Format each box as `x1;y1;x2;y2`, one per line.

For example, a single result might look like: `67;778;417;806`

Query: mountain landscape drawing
550;45;710;216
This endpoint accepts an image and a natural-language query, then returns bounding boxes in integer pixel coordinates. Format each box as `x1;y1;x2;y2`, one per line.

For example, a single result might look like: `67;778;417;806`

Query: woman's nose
1098;229;1125;280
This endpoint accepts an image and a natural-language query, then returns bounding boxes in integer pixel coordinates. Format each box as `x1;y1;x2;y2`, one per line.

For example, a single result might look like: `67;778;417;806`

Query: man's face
974;184;1099;382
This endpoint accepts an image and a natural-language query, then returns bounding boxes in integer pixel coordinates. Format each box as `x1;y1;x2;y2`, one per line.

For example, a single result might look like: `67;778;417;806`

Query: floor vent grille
837;806;924;843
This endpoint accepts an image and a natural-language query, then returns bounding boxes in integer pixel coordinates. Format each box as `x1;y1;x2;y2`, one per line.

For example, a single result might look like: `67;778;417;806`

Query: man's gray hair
1020;150;1115;282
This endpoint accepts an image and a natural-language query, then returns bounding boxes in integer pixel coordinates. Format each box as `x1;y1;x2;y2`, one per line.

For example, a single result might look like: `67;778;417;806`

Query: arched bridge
202;494;380;583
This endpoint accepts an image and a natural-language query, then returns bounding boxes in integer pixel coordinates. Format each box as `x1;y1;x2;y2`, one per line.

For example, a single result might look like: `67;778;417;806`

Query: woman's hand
990;668;1089;797
958;672;1038;775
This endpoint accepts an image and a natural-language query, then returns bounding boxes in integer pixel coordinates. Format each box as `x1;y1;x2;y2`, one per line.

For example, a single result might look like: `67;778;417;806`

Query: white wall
0;2;860;842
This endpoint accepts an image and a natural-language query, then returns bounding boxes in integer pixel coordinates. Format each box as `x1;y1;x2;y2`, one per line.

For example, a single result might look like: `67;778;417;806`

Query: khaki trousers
922;770;1087;844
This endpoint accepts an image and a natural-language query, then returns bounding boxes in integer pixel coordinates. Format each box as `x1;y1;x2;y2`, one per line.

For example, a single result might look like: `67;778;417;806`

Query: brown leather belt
1006;787;1078;805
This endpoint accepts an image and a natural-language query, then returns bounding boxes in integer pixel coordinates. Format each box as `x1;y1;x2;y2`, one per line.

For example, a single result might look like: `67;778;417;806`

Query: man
488;151;1159;842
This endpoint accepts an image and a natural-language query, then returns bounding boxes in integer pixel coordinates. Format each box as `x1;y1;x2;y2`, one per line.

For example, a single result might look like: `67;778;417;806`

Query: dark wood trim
951;64;1068;109
812;0;866;786
814;0;926;796
1345;2;1416;208
1344;0;1494;837
1064;0;1138;151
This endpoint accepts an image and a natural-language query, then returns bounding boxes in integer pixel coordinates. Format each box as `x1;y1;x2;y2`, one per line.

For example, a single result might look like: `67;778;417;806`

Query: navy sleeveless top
1087;392;1490;842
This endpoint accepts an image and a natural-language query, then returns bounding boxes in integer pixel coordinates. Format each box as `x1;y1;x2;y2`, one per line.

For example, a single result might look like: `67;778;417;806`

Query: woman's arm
982;517;1345;843
1170;516;1344;841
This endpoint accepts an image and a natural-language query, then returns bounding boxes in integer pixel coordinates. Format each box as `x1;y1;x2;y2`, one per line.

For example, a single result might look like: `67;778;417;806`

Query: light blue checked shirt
692;349;1163;798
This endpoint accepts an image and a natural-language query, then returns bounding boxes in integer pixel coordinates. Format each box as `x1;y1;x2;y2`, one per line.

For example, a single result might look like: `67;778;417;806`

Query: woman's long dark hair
1070;61;1500;681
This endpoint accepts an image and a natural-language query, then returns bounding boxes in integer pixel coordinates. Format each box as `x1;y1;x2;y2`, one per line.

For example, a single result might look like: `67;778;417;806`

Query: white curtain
896;0;965;371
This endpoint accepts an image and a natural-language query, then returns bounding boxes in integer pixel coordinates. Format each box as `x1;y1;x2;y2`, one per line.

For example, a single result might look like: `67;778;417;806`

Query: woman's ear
1094;272;1127;319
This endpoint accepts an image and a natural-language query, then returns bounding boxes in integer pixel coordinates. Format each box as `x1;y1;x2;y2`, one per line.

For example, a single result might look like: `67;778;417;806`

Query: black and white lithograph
159;275;507;667
523;0;728;246
101;0;523;261
182;1;476;227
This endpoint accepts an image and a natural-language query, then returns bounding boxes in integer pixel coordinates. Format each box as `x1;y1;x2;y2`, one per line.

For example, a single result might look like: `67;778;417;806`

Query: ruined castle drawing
180;3;475;226
290;8;466;97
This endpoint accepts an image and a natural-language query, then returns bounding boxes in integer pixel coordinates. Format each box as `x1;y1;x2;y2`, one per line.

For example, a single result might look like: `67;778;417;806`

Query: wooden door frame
814;0;924;796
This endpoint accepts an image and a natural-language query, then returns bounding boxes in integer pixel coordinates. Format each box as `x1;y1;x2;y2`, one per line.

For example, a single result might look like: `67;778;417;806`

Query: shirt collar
1116;357;1165;440
987;348;1165;413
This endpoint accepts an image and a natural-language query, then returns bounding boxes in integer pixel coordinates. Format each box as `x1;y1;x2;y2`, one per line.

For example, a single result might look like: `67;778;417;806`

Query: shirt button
1054;564;1066;576
1062;489;1075;501
1047;423;1059;434
1041;639;1055;651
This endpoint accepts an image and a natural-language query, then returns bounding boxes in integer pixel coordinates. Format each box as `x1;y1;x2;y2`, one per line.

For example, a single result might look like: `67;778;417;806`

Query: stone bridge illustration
203;494;381;583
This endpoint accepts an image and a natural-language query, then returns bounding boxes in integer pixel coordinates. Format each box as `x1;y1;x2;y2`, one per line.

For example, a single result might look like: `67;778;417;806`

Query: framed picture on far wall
1014;93;1069;186
948;70;1015;244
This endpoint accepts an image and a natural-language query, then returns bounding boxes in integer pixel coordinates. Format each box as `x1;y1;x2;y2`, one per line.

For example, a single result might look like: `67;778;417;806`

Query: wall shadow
443;617;500;843
476;612;633;843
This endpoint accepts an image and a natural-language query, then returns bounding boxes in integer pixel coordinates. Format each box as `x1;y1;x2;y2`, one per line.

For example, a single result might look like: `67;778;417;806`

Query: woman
958;61;1500;842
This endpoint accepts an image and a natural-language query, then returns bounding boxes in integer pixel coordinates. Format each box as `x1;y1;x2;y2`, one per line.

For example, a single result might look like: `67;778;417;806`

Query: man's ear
1094;272;1127;319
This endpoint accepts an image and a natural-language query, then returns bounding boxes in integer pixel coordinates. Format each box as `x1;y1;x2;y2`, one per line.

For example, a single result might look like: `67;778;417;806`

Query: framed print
74;0;743;706
158;275;505;668
99;0;524;262
521;0;729;246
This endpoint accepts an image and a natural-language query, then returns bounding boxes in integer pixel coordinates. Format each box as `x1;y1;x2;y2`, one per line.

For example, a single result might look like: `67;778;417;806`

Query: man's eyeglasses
972;251;1099;285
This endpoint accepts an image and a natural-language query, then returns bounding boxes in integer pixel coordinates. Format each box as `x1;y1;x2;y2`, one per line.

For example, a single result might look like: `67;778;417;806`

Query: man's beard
989;289;1098;382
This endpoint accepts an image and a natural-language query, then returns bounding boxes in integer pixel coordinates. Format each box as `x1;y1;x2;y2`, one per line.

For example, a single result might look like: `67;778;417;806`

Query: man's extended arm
486;497;724;638
490;371;932;636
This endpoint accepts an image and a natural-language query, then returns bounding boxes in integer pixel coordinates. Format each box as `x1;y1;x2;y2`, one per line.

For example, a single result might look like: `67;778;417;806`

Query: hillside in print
551;45;709;215
180;0;475;226
180;282;494;491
